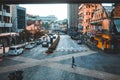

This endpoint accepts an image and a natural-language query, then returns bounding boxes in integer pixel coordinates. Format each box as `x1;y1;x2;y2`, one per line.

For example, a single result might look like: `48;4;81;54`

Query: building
26;14;57;24
78;4;113;35
67;4;80;30
0;5;26;46
0;4;12;33
56;19;68;31
78;4;99;34
11;5;26;32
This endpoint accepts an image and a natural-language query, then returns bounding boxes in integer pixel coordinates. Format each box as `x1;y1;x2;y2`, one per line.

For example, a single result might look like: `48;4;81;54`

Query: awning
90;22;98;25
90;20;102;25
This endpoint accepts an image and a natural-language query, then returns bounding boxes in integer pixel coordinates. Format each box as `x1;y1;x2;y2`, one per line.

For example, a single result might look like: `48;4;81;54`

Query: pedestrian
72;56;76;68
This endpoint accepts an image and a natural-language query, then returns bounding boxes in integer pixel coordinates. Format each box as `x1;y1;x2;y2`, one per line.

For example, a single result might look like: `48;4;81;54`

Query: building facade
67;4;80;30
11;5;26;32
78;4;98;34
26;14;57;24
78;3;113;35
0;4;12;33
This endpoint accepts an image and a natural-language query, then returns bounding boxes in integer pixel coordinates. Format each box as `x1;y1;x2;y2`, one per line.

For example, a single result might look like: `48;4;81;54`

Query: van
8;45;24;55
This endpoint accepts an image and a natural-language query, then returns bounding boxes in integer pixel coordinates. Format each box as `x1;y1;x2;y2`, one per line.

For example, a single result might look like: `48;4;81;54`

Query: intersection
0;35;120;80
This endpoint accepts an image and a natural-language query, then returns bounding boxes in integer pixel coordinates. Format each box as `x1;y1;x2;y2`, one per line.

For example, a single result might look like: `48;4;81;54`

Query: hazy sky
19;4;68;20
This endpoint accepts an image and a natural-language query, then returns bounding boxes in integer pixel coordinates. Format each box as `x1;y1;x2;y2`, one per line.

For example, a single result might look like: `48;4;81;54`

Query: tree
19;29;31;42
34;31;45;40
42;22;50;30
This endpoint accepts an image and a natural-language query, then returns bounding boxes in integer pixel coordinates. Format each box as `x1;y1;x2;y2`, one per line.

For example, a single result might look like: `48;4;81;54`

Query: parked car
36;40;41;45
25;42;37;49
77;40;82;44
42;41;49;47
7;45;24;56
52;35;56;39
37;38;43;44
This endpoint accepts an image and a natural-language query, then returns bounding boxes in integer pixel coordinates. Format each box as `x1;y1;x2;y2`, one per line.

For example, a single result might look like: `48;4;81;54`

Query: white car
25;42;37;49
42;41;49;47
8;45;24;56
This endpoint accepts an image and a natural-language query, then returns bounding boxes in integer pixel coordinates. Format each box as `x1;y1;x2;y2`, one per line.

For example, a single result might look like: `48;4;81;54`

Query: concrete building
78;4;113;35
0;4;12;33
67;4;79;30
11;5;26;32
78;4;99;34
26;14;57;24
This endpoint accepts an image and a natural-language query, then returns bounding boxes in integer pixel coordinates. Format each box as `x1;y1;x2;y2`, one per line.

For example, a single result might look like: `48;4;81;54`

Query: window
114;19;120;32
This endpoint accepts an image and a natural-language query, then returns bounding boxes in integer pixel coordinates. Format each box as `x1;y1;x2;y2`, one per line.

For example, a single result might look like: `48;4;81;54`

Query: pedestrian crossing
3;50;120;80
56;49;87;52
56;46;89;52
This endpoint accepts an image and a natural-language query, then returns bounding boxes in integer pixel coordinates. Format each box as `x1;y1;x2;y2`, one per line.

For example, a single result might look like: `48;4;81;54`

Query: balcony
0;22;12;27
5;23;12;27
0;22;4;27
0;10;11;17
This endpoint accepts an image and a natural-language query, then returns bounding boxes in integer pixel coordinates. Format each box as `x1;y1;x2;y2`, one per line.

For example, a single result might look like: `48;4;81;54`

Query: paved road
56;35;88;52
0;35;120;80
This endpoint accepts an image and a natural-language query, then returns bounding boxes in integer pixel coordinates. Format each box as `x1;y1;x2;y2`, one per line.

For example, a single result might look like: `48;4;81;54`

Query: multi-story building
67;4;80;30
78;4;98;34
78;3;113;35
26;14;57;24
91;5;113;32
0;4;12;33
11;5;26;32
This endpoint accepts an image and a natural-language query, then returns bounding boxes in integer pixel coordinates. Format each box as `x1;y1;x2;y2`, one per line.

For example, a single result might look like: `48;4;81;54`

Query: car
37;38;43;44
36;40;41;45
52;35;56;39
42;41;49;47
25;42;37;49
30;42;37;47
7;45;24;56
77;40;82;44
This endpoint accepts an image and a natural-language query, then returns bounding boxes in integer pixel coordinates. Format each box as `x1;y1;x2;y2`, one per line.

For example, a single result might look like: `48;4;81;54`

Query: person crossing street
72;56;77;68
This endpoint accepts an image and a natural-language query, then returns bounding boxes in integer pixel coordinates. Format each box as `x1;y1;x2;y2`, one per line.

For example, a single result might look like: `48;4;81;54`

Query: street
0;35;120;80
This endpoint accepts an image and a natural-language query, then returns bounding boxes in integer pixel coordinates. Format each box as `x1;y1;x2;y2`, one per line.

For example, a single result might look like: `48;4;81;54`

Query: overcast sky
19;4;68;20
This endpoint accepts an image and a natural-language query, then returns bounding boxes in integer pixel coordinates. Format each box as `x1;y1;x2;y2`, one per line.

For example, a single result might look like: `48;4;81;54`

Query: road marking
7;56;40;63
2;49;120;80
8;50;95;62
44;50;96;62
42;62;120;80
2;56;120;80
2;50;95;73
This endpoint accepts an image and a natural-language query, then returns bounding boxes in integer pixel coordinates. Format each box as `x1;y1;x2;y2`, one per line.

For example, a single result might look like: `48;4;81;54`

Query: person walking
72;56;76;68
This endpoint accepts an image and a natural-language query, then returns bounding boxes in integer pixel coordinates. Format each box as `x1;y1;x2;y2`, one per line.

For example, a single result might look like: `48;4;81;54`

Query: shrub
45;35;60;54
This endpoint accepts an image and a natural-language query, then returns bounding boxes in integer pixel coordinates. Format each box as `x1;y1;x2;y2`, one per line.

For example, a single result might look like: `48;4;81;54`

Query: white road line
43;50;96;62
2;50;95;73
7;50;96;63
7;56;40;63
42;62;120;80
0;62;41;74
1;50;120;80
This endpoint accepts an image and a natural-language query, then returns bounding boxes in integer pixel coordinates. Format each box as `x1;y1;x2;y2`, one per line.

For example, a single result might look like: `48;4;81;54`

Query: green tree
42;22;50;30
19;29;31;42
34;31;45;40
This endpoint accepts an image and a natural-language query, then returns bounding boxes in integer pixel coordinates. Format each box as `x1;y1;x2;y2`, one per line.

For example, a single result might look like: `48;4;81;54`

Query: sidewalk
0;47;9;54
